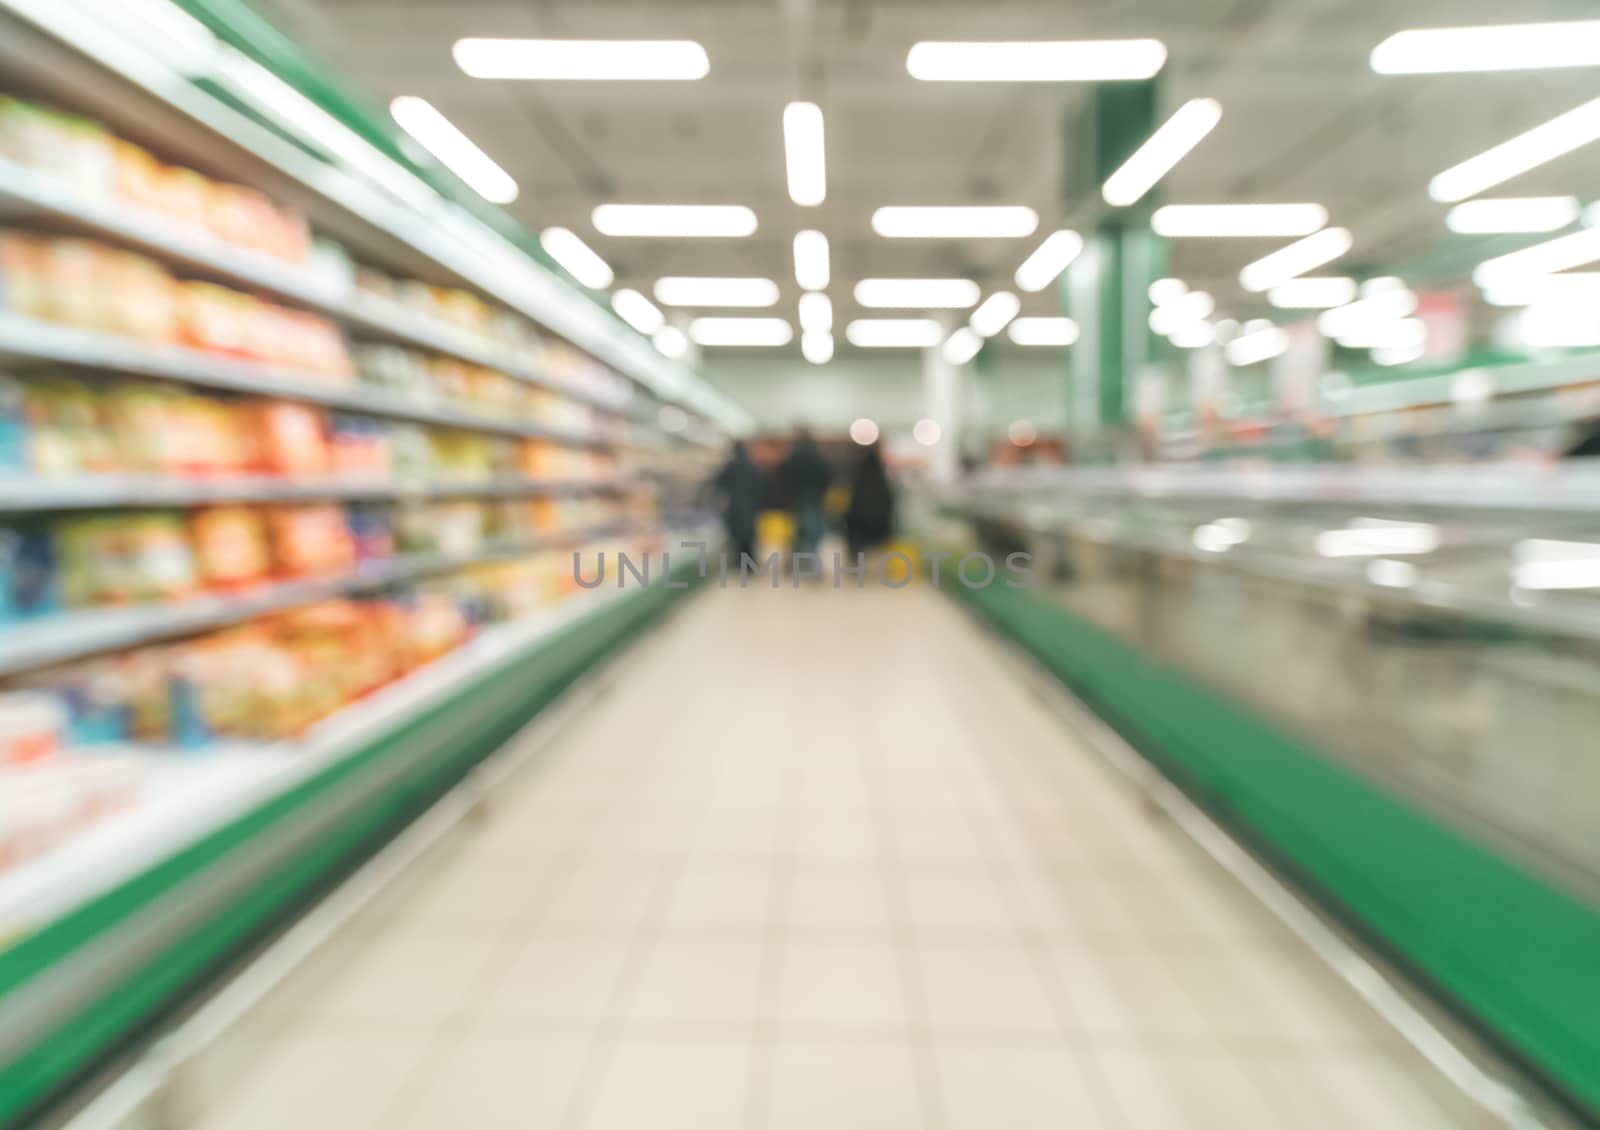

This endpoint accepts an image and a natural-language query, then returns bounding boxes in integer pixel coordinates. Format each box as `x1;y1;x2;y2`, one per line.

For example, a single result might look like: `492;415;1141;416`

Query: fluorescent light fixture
389;96;518;203
612;288;664;335
801;331;834;364
1224;324;1288;366
1103;98;1222;207
688;317;793;347
872;206;1039;239
654;277;780;307
592;204;757;237
1482;272;1600;306
1517;305;1600;348
1317;289;1419;337
845;319;944;348
1149;290;1214;334
1194;519;1251;553
539;227;613;289
1268;277;1357;308
850;418;880;445
1168;322;1214;349
1373;342;1426;367
1014;230;1084;292
943;327;984;364
906;40;1167;82
453;38;709;80
1152;204;1328;238
854;278;981;308
1315;520;1439;558
969;292;1021;337
653;325;688;358
1446;196;1579;234
1239;227;1353;292
1371;22;1600;74
793;230;830;290
1472;227;1600;288
798;292;833;333
1429;96;1600;203
1514;538;1600;590
1336;317;1427;350
1148;278;1188;305
783;102;826;206
913;419;942;446
1367;559;1418;588
1007;316;1080;346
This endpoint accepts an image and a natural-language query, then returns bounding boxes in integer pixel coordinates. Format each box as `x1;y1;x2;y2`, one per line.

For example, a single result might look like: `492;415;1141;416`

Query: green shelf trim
946;579;1600;1121
0;572;696;1128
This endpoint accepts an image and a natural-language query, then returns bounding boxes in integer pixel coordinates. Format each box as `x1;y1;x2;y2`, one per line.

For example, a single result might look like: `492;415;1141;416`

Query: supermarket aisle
184;584;1494;1130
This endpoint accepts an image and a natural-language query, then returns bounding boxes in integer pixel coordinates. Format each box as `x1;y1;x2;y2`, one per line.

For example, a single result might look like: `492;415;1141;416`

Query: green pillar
1062;81;1168;444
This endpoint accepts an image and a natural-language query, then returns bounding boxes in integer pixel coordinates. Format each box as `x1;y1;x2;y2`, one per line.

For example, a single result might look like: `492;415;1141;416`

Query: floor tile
475;937;635;1025
624;937;768;1028
934;1040;1119;1130
914;944;1064;1035
395;1031;593;1129
776;940;910;1032
581;1038;752;1130
763;1040;930;1130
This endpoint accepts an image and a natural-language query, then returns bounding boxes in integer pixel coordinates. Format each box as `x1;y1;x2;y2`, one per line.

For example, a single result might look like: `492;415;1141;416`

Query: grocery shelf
0;526;632;677
0;473;647;511
0;580;628;936
0;159;643;421
0;315;613;448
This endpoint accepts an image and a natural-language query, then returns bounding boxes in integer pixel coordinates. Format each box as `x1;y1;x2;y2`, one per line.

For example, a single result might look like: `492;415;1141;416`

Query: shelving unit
0;4;732;1122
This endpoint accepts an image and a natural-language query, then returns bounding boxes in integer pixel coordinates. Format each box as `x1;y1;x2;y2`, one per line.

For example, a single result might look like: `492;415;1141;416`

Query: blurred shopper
777;426;831;561
709;440;763;563
1563;416;1600;459
845;440;896;558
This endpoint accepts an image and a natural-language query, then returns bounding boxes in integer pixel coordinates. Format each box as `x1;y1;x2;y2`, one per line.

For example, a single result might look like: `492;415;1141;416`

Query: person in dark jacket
1563;416;1600;459
844;440;895;558
776;426;831;560
709;441;763;564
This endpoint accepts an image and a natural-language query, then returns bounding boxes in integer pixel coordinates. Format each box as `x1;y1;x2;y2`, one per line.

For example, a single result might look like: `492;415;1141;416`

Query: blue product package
0;523;60;623
0;377;26;474
167;675;215;751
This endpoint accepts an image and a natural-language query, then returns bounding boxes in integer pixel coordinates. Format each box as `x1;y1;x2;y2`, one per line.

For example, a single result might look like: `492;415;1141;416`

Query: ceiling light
793;230;830;290
1239;227;1353;291
801;332;834;364
1517;305;1600;348
1446;196;1580;233
653;325;688;358
783;101;826;207
1224;325;1288;366
539;227;613;289
1514;539;1600;590
1151;204;1328;238
1372;342;1426;367
389;96;517;203
1149;290;1213;334
1472;227;1600;288
1268;277;1357;308
453;38;709;80
845;319;944;348
943;327;984;364
688;317;793;347
1148;278;1188;305
798;292;833;333
1168;322;1214;349
1481;272;1600;306
1336;318;1427;350
1315;520;1439;558
969;292;1021;337
592;204;757;237
1371;22;1600;74
849;418;880;445
612;289;665;335
1429;96;1600;202
913;419;942;446
872;206;1039;239
906;40;1167;82
1014;230;1084;292
654;277;780;307
1007;317;1080;346
854;278;982;308
1102;98;1223;207
1317;289;1419;337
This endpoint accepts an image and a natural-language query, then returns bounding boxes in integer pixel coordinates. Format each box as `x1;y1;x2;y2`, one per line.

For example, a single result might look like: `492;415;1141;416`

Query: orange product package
176;281;253;356
112;140;166;214
205;184;281;256
38;238;107;330
190;507;271;591
104;250;178;343
0;232;48;320
267;505;355;578
153;167;213;228
256;401;330;476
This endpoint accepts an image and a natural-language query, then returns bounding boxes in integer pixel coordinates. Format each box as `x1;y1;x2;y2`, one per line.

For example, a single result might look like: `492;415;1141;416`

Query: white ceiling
257;0;1600;353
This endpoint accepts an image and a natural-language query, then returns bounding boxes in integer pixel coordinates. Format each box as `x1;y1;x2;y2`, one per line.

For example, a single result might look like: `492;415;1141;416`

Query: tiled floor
185;584;1499;1130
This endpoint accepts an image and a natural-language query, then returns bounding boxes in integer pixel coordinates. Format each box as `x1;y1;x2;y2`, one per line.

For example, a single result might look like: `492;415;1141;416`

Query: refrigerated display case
0;4;730;1124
